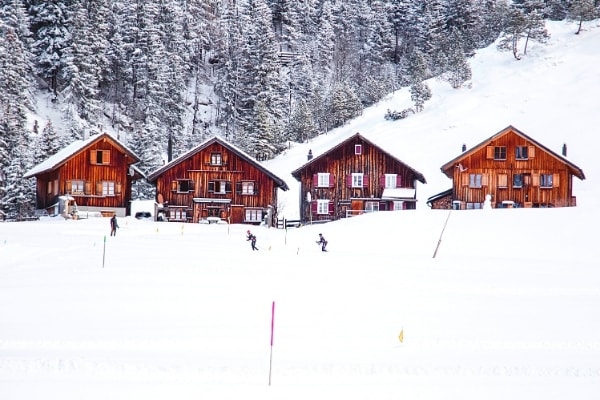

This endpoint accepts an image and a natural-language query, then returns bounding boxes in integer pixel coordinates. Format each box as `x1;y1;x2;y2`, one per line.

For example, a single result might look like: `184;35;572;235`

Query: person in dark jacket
110;215;119;236
247;229;258;251
316;233;328;252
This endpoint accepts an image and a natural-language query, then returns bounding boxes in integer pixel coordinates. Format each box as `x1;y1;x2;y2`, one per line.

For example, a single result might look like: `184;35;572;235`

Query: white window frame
316;199;329;215
385;174;397;188
211;153;222;165
71;180;84;195
241;181;254;195
355;144;362;155
317;173;329;188
351;173;363;188
365;201;379;213
393;201;403;210
469;174;482;188
102;181;115;196
245;208;262;222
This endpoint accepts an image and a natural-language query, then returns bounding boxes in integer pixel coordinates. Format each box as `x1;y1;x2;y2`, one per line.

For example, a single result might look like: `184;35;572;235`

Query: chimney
461;143;466;152
307;149;313;161
562;143;567;157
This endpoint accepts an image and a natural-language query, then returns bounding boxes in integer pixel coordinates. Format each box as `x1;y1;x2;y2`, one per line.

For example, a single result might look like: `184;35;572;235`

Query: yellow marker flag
398;329;404;343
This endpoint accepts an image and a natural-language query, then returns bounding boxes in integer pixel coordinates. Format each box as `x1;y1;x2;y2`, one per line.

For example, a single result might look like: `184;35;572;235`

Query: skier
247;229;258;251
110;215;119;236
316;233;328;252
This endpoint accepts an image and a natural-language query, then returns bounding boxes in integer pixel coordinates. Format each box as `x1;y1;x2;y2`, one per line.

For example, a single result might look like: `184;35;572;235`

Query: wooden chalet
23;132;144;217
146;136;289;225
430;125;585;209
291;133;427;222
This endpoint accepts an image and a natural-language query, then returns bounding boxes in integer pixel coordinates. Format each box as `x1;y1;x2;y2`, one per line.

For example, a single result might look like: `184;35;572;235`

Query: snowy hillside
265;20;600;219
2;19;599;400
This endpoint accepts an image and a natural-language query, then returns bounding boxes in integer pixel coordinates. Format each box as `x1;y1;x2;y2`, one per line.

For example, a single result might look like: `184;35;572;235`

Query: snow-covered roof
23;132;142;178
381;187;417;200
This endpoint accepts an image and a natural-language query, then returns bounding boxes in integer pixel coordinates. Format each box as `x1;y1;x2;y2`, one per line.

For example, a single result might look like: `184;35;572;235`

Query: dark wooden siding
155;142;279;223
450;131;575;208
297;136;421;221
35;137;133;212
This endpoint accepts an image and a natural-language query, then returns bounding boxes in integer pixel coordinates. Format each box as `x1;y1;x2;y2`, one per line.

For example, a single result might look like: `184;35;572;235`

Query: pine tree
440;28;472;89
497;6;529;60
29;0;71;96
568;0;598;35
408;51;432;112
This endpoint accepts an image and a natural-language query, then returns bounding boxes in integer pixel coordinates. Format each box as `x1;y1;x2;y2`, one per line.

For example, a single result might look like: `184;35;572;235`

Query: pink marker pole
268;301;275;386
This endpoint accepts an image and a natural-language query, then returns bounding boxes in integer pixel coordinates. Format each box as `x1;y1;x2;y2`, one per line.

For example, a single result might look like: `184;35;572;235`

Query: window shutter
532;173;540;187
329;173;335;188
116;182;122;195
189;180;195;192
486;146;494;159
90;151;97;164
461;174;469;186
498;174;507;187
482;174;488;186
363;174;369;187
171;181;177;191
104;150;110;164
553;173;560;187
346;174;352;187
96;182;103;195
236;182;242;194
528;146;535;158
379;175;385;187
84;181;91;195
312;174;318;186
65;180;71;193
328;201;334;214
396;175;402;187
254;186;259;195
311;201;317;213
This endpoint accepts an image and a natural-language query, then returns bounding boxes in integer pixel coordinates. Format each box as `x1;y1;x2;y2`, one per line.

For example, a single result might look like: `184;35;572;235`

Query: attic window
211;153;222;165
91;150;110;165
355;144;362;155
515;146;528;160
493;146;506;160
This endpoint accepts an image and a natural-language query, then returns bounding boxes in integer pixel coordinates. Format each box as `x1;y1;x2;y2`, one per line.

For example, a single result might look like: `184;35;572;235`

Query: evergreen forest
1;0;598;218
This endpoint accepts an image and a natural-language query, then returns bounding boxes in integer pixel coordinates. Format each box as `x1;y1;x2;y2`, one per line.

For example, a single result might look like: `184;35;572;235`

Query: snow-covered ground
2;20;600;400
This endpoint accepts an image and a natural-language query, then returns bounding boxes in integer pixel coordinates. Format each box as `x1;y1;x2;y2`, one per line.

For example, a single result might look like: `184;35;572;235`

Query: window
515;146;528;160
513;174;523;188
494;146;506;160
169;208;187;221
540;174;553;188
355;144;362;155
91;150;110;165
317;173;330;187
245;208;262;222
469;174;482;188
241;181;255;195
102;181;115;196
208;180;231;194
316;199;329;215
351;173;363;188
71;180;85;194
385;174;397;188
365;201;379;213
392;201;403;210
466;202;483;209
210;153;222;165
176;179;192;193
